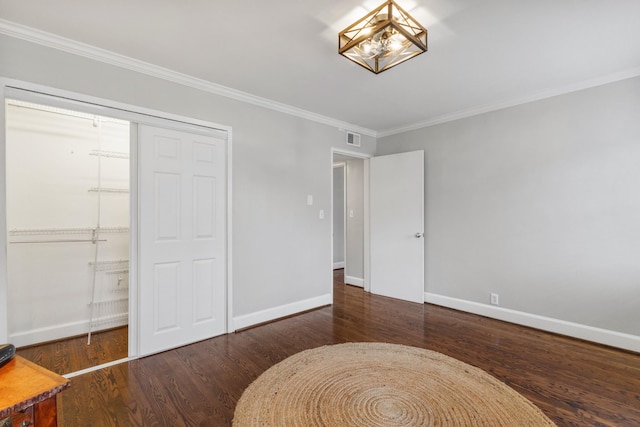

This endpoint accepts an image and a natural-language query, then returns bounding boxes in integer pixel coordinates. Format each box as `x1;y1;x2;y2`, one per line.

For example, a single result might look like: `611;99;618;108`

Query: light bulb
389;33;405;51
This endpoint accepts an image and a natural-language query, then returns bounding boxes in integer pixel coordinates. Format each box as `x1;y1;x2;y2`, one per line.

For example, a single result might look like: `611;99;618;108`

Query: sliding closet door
139;124;226;356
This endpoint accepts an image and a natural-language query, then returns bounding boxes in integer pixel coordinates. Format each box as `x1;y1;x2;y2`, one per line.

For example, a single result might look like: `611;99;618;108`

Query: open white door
370;150;424;303
139;124;226;356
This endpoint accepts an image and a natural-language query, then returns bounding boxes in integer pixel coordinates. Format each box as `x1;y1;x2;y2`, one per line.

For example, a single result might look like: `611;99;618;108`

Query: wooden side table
0;356;70;427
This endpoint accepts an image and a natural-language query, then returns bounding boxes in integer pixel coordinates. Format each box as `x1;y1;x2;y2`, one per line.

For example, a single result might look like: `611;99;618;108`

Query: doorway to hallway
332;151;367;291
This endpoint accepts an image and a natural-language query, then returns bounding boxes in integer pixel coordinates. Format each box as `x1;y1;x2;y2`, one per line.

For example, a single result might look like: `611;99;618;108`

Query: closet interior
5;99;130;369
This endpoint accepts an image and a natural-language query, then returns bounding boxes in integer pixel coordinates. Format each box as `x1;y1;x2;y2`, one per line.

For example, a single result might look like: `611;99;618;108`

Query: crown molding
5;18;638;141
0;19;377;138
378;66;640;138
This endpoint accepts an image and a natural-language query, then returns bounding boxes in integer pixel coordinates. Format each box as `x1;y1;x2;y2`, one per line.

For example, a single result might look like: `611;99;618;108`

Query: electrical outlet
490;293;499;306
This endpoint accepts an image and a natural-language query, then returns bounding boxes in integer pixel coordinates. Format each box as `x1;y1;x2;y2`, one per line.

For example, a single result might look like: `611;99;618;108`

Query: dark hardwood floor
17;326;128;375
57;270;640;426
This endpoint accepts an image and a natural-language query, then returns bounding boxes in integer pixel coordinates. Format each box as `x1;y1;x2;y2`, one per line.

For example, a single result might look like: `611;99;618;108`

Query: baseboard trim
9;317;127;348
424;292;640;353
333;262;345;269
232;293;332;332
345;275;364;287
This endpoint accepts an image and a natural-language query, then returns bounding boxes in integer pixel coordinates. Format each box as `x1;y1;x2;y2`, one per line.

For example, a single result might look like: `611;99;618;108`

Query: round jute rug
233;342;556;426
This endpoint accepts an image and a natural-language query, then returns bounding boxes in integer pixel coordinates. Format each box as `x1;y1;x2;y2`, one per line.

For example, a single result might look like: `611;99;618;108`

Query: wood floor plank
56;271;640;426
17;326;128;375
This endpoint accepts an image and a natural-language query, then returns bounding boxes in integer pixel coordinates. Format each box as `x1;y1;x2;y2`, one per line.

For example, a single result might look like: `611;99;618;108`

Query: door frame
330;148;371;296
0;78;233;358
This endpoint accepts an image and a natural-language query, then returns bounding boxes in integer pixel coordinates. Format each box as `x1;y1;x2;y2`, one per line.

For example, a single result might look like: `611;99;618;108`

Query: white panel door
370;150;424;303
139;124;226;356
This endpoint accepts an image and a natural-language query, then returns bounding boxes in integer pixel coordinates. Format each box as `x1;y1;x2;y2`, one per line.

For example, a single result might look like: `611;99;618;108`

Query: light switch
307;195;313;206
349;209;354;218
319;209;325;219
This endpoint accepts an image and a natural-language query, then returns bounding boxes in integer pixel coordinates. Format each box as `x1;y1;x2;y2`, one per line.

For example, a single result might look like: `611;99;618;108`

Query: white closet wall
6;101;130;347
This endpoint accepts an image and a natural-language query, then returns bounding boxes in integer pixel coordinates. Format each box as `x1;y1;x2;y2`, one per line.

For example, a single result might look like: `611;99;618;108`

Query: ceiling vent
346;131;361;147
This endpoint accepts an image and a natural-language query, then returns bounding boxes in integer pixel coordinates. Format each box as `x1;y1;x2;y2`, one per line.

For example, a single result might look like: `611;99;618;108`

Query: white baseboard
232;293;332;332
345;275;364;287
424;292;640;353
9;317;127;348
333;261;345;269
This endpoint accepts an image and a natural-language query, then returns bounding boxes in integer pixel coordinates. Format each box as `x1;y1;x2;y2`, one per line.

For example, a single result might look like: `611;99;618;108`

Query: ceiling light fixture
339;0;428;74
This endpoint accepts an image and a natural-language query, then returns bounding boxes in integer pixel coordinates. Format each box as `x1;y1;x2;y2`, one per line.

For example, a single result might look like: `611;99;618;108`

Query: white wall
378;76;640;342
6;103;130;346
0;34;377;332
332;165;345;268
344;158;364;284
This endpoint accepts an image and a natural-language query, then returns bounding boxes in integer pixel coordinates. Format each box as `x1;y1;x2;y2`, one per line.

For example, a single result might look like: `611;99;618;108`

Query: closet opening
5;99;130;375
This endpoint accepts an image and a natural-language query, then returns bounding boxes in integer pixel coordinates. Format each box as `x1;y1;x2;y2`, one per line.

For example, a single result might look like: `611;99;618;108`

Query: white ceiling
1;0;640;136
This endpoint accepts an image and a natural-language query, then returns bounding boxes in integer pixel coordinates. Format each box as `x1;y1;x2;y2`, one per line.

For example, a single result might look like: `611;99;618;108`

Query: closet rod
9;226;129;236
10;239;107;244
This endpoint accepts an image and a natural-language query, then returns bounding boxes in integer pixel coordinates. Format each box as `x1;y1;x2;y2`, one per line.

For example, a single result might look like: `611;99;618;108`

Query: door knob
415;232;423;238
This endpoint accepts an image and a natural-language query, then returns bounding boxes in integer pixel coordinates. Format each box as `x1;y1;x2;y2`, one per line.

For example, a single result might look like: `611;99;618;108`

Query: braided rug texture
233;342;556;426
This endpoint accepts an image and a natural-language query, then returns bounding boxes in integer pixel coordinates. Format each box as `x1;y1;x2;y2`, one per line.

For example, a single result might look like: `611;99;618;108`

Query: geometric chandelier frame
338;0;428;74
